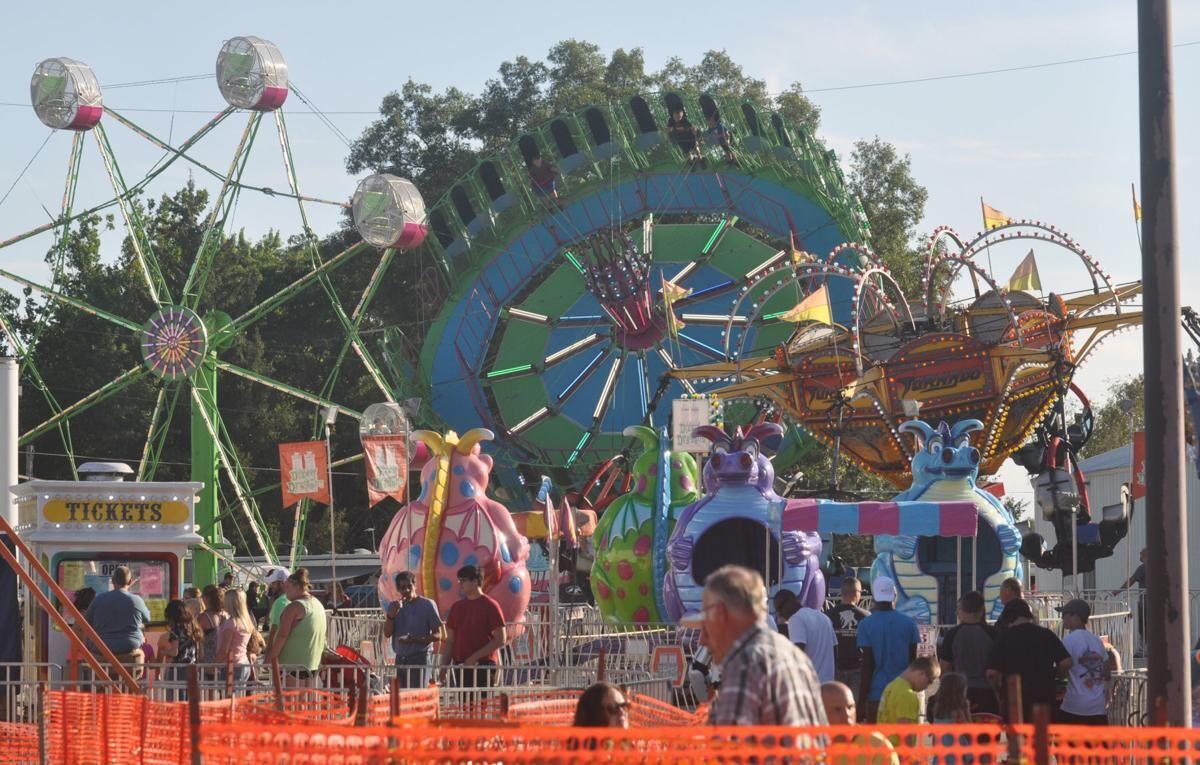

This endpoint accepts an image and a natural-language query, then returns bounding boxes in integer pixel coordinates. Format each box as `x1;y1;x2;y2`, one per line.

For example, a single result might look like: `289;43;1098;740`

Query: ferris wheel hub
141;306;208;381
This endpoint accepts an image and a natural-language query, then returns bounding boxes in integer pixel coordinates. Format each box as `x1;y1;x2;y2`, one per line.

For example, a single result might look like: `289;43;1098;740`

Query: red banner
1131;430;1146;500
362;434;408;507
278;440;330;508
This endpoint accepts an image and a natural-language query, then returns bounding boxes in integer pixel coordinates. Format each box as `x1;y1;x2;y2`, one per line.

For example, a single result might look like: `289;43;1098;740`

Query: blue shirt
390;596;443;660
85;589;152;654
856;608;920;701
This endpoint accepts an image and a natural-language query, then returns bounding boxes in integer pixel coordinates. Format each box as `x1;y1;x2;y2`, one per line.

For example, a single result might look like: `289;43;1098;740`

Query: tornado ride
387;91;871;496
1;39;428;583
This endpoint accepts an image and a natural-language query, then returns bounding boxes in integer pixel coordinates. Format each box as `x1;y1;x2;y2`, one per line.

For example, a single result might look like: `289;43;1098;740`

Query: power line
800;40;1200;93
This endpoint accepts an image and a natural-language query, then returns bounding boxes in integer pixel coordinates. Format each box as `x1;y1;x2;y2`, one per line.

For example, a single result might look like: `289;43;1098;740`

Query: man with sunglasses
438;565;507;690
683;565;826;726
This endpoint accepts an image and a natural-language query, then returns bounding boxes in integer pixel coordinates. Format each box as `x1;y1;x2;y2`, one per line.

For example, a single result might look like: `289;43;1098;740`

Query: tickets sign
42;499;189;525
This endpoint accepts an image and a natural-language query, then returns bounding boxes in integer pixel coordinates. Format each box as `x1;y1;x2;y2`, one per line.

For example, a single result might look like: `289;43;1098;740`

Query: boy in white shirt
1056;599;1114;725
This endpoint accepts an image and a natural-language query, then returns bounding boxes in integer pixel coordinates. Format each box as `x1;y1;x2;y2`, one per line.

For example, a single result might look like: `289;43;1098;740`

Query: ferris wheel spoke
226;242;370;336
0;267;142;333
104;106;236;188
187;385;277;563
181;111;262;307
20;364;146;444
674;332;725;361
213;359;361;420
137;384;185;481
92;124;172;305
654;346;696;395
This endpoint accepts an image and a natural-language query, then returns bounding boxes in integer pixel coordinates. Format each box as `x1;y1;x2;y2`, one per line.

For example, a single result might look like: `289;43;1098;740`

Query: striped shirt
709;624;829;726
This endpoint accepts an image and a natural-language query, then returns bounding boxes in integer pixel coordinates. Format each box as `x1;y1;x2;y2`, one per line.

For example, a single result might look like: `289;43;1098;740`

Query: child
706;112;736;165
929;672;972;723
929;673;974;765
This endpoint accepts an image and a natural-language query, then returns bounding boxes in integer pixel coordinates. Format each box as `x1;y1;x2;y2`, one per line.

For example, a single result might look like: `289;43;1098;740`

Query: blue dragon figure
663;422;825;622
871;419;1022;624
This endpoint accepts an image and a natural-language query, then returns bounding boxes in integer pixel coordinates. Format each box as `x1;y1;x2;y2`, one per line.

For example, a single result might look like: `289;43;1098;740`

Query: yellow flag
780;284;832;325
981;200;1011;230
1007;250;1042;293
662;277;689;337
1132;185;1142;221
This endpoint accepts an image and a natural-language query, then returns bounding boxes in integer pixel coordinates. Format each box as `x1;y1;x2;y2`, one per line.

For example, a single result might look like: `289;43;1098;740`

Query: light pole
322;406;339;607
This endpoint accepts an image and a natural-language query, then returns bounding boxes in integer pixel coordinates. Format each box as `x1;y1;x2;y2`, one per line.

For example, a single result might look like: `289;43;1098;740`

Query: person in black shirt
825;577;870;693
993;577;1024;634
666;108;702;163
938;590;999;715
985;598;1071;722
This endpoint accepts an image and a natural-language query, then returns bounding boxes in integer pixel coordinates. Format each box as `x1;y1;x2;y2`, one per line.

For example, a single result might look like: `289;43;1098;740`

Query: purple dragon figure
663;422;825;622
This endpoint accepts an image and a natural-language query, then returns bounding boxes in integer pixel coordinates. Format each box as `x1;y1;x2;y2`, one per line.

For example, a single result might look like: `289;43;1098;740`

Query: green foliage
847;137;930;295
1081;374;1144;459
346;41;822;210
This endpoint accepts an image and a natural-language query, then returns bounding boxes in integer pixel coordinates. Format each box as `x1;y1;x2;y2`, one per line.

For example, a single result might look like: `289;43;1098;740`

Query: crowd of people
70;564;329;691
672;565;1120;731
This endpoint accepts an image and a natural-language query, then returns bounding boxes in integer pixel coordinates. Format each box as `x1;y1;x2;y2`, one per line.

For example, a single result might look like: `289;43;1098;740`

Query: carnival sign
278;440;330;508
362;434;408;507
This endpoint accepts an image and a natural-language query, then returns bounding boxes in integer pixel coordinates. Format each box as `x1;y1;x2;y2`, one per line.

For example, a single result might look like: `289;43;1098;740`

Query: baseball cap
265;567;290;584
871;576;897;603
1056;598;1091;621
1000;597;1035;621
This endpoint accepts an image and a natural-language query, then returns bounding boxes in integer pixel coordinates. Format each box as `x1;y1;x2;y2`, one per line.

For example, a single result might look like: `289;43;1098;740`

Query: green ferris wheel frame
0;92;400;586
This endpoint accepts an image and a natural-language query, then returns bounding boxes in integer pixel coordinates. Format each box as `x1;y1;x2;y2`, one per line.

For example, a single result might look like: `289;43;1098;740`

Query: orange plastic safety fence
47;690;188;765
1050;723;1200;761
196;722;1032;764
0;721;38;763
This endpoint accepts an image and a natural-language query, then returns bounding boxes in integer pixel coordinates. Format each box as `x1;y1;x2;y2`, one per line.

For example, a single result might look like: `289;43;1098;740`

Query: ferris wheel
2;38;427;584
388;90;873;495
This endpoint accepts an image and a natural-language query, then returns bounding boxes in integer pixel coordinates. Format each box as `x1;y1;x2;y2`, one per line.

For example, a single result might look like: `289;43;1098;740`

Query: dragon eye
929;442;943;455
743;442;760;460
713;443;729;455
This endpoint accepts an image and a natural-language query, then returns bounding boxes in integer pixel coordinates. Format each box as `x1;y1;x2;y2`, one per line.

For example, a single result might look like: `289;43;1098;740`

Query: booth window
56;555;174;626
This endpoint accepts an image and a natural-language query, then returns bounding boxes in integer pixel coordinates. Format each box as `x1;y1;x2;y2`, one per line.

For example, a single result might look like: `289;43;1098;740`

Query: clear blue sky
1;1;1197;499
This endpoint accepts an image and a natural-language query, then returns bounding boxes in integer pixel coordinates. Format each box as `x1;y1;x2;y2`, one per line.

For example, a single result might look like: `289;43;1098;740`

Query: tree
847;138;929;295
774;82;822;135
1081;375;1144;458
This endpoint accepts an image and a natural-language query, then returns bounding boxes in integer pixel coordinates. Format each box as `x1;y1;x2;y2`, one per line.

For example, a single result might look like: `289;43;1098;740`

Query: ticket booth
10;464;202;667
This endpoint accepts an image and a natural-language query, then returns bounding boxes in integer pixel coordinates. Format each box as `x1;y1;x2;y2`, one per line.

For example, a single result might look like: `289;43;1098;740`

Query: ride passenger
666;107;702;164
706;112;736;164
528;155;561;208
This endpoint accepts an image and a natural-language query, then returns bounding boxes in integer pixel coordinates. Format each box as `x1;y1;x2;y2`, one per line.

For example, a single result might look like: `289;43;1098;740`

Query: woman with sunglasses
573;681;631;729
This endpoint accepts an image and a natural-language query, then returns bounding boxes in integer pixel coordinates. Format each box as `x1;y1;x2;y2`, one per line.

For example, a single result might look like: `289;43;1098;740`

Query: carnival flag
779;284;833;326
1131;430;1146;501
981;199;1012;230
1007;250;1042;293
661;276;691;337
1132;184;1143;221
278;440;330;508
559;496;578;550
362;434;408;507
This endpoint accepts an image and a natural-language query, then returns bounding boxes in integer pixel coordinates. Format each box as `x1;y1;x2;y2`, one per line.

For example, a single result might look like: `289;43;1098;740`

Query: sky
1;1;1197;503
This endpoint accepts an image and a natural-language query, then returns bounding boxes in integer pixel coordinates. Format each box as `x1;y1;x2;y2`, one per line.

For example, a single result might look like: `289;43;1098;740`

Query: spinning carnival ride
2;40;428;584
382;91;870;496
673;223;1143;488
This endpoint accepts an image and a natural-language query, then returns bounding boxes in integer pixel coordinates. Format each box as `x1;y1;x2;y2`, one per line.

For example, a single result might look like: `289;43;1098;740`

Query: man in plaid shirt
684;565;828;726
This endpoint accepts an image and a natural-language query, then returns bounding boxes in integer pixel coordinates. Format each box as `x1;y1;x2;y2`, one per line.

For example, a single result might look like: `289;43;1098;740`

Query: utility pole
1138;0;1190;726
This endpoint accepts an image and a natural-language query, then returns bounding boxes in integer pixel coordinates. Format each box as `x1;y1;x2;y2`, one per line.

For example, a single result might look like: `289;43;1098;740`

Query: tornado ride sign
278;440;331;508
672;398;712;453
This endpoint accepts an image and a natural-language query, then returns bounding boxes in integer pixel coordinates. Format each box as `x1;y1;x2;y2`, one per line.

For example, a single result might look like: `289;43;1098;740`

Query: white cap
265;567;290;584
871;575;897;603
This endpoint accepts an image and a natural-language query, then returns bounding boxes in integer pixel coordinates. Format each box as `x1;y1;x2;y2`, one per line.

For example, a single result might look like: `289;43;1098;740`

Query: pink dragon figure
377;428;531;623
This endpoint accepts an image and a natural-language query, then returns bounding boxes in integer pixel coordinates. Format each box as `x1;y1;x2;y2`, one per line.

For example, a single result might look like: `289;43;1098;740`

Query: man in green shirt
265;568;327;686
